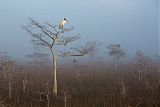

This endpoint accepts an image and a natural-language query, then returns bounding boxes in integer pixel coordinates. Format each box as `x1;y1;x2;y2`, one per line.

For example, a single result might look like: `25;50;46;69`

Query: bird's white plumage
59;18;68;29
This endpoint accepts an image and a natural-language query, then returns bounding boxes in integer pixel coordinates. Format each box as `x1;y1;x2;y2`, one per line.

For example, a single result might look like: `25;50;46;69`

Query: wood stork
59;18;68;29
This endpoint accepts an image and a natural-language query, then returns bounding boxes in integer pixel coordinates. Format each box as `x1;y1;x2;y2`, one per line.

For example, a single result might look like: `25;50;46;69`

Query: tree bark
64;97;67;107
50;47;57;96
23;76;27;93
114;56;117;72
3;70;6;80
9;79;11;100
159;69;160;85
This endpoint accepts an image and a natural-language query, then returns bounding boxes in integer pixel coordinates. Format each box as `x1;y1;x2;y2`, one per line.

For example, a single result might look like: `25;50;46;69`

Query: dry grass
0;60;159;107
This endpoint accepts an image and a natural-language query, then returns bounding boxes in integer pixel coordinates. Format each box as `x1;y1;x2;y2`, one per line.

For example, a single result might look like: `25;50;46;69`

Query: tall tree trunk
138;71;141;88
46;82;50;107
8;72;12;100
64;97;67;107
50;47;57;96
114;56;117;72
159;69;160;85
9;79;11;100
23;76;27;93
3;70;6;80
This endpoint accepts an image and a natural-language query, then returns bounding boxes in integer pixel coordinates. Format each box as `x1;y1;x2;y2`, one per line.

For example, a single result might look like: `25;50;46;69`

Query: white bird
59;18;68;29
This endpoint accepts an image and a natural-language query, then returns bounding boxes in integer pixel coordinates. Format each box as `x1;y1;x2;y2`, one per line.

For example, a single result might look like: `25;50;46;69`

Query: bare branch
46;22;59;34
28;18;55;40
46;22;73;36
105;44;125;57
55;36;80;45
22;18;78;49
59;41;98;57
26;52;50;65
22;25;52;47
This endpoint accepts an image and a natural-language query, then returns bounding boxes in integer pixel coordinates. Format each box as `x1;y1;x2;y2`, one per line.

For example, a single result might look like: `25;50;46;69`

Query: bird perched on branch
59;18;68;29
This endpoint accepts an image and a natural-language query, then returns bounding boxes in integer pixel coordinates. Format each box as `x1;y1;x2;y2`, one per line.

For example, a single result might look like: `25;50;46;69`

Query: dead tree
159;69;160;85
46;82;50;107
26;52;50;75
133;50;151;88
2;56;16;100
0;52;10;80
23;75;27;93
59;41;98;57
0;53;16;101
106;44;125;72
120;72;127;99
22;18;80;96
63;91;70;107
156;55;160;85
7;59;16;100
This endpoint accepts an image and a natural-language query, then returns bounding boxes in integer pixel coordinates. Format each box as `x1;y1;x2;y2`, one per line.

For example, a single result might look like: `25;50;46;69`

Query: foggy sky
0;0;159;59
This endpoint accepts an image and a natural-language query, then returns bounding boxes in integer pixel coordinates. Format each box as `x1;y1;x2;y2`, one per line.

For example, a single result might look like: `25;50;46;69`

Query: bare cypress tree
0;53;16;100
133;50;151;88
106;44;125;72
156;55;160;85
26;52;50;75
63;91;70;107
0;52;10;79
8;59;16;100
22;18;80;96
59;41;98;57
23;75;27;93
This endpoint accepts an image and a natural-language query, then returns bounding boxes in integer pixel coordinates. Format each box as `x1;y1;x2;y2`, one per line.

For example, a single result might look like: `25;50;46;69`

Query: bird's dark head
64;18;68;23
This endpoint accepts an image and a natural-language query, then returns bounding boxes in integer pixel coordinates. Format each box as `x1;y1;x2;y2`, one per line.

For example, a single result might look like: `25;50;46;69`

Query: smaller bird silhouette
59;18;68;29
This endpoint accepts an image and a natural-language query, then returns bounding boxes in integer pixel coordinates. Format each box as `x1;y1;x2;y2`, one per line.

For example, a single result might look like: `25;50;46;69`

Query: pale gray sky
0;0;159;59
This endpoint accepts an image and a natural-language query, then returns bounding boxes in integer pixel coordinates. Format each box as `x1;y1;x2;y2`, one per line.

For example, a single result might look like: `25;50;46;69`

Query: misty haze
0;0;160;107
